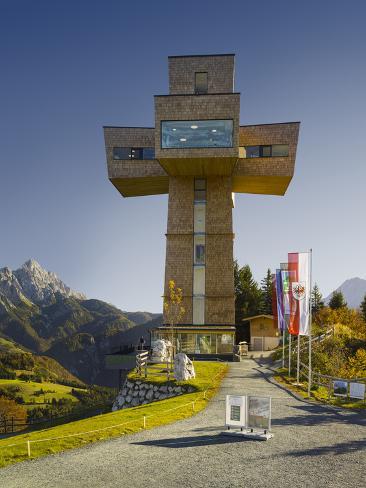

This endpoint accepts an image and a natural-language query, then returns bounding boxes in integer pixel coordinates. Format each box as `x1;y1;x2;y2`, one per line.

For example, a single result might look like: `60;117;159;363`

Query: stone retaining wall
112;379;195;411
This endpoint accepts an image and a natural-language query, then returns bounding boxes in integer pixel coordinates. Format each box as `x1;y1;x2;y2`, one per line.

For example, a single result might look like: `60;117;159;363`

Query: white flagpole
282;328;285;369
297;334;300;384
308;249;313;398
288;332;292;376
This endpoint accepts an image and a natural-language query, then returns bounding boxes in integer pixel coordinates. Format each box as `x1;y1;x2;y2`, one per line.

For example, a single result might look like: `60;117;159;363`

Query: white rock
151;339;172;363
174;353;196;381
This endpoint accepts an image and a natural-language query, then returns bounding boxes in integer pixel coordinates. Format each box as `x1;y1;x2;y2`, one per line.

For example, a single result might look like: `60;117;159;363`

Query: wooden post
144;361;147;378
11;417;14;433
27;440;31;458
143;415;146;429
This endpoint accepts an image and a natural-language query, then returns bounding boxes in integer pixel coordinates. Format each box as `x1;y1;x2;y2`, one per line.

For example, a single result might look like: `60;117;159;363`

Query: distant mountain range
325;277;366;309
0;260;162;386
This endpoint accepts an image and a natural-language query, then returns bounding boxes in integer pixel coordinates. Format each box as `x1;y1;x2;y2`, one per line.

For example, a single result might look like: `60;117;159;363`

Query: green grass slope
0;361;227;468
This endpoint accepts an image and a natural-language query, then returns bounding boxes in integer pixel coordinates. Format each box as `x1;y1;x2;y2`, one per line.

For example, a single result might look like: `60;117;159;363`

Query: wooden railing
297;361;366;400
0;417;27;434
135;350;174;380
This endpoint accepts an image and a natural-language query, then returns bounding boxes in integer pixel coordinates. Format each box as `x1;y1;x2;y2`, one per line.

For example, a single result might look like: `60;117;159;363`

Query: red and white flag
288;252;310;336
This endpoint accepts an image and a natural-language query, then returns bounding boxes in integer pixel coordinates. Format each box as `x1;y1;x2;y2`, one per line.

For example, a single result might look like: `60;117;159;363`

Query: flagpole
297;334;300;384
288;332;291;376
308;248;313;398
282;328;285;369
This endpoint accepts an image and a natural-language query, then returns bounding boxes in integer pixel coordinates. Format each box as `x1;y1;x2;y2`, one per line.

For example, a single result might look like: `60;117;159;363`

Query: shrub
0;397;27;431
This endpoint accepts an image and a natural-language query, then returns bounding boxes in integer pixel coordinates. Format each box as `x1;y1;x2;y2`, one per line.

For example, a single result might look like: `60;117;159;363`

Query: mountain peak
0;259;86;306
325;277;366;309
23;259;43;270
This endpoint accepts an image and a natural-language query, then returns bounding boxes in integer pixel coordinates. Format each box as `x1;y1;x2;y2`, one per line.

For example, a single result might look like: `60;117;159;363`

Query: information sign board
349;382;365;400
333;380;348;397
247;396;271;431
225;395;246;428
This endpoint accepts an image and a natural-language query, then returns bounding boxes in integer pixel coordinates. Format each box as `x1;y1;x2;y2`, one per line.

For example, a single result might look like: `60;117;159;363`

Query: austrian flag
288;252;311;336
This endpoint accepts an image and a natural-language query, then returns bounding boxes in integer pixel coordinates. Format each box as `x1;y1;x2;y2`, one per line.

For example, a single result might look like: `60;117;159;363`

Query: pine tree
360;294;366;322
234;261;262;324
260;269;273;315
311;283;324;314
329;290;347;310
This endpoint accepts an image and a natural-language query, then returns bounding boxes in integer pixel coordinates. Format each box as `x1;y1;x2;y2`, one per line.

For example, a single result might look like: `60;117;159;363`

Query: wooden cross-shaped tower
104;54;300;359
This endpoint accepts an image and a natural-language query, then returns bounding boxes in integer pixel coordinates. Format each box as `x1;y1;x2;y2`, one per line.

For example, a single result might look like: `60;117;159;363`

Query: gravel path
1;359;365;488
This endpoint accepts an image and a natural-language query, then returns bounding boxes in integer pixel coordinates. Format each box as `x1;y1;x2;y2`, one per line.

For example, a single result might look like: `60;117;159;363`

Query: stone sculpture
174;353;196;381
151;339;171;363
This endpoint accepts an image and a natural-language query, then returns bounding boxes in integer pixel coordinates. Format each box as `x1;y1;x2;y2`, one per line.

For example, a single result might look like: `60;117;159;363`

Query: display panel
333;380;348;397
247;396;271;430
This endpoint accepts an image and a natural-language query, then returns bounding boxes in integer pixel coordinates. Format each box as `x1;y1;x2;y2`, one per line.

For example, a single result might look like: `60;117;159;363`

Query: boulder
146;389;154;400
151;339;172;363
174;353;196;381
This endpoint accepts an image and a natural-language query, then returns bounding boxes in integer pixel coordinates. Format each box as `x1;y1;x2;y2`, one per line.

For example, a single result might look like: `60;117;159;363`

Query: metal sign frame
349;382;365;400
225;395;247;428
247;396;272;432
333;380;348;397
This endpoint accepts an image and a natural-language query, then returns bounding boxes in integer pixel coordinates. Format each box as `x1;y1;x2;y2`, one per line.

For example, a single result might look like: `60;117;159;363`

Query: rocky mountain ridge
0;260;162;386
0;259;85;306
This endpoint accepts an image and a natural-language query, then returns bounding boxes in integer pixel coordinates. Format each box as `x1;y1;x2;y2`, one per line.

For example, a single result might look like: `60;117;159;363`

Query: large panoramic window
161;120;233;149
195;72;208;94
113;147;155;160
239;144;289;158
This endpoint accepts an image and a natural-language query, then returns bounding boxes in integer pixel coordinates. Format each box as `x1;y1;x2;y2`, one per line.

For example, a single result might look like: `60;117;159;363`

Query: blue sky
1;0;366;312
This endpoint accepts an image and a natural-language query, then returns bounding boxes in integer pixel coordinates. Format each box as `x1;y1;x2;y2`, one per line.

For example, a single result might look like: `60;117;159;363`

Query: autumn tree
0;397;27;433
164;280;185;358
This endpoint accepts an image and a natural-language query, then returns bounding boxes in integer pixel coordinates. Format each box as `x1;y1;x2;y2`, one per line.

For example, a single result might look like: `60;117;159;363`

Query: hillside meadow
0;361;227;468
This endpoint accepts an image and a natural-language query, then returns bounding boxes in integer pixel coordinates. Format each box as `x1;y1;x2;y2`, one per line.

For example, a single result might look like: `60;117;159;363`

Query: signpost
223;395;273;441
349;382;365;400
247;396;271;431
333;380;348;397
225;395;246;429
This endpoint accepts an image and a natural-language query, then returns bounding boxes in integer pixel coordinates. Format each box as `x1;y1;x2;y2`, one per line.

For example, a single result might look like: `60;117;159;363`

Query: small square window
194;179;206;190
143;147;155;159
195;72;208;94
130;148;143;159
245;146;260;158
272;144;289;157
194;179;206;201
113;147;130;160
262;146;272;157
